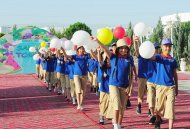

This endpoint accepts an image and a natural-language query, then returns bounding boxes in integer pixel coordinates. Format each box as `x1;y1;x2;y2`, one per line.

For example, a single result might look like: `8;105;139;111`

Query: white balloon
87;40;98;51
33;54;40;61
71;30;91;46
50;38;61;49
8;46;14;51
139;41;155;59
39;47;47;54
29;47;36;52
64;40;73;50
66;50;76;55
134;22;148;36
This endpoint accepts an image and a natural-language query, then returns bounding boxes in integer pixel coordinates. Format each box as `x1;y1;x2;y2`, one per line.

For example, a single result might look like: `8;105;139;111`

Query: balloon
41;42;47;47
71;30;91;46
134;22;147;36
87;40;99;51
8;46;14;51
33;54;40;60
113;26;126;39
123;37;132;46
51;48;56;52
139;41;155;59
97;28;113;46
50;38;61;49
66;50;76;55
39;47;47;54
64;40;73;50
29;47;36;52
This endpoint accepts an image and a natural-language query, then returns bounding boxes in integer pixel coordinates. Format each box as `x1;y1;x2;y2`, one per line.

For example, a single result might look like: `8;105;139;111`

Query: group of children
35;36;178;129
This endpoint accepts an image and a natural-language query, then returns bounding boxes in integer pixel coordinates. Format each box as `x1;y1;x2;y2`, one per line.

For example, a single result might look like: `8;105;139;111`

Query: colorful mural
0;26;53;74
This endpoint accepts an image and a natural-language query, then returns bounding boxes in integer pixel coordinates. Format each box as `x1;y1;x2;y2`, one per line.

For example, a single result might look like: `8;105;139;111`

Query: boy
154;38;178;129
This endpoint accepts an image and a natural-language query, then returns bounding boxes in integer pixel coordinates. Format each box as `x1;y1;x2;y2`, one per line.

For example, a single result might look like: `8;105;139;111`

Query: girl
61;46;96;111
94;38;131;129
97;47;111;125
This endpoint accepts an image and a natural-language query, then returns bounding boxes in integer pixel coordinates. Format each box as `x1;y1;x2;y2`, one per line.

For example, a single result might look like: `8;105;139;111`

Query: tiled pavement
0;73;190;129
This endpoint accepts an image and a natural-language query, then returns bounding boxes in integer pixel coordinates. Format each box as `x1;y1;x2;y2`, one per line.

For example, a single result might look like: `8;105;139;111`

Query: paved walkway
0;72;190;129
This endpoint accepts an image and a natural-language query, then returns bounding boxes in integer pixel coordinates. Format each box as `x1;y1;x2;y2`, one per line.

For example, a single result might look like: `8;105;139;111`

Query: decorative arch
0;26;53;74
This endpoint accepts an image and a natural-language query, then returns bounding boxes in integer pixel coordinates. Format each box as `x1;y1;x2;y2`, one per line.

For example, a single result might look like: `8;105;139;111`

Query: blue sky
0;0;190;32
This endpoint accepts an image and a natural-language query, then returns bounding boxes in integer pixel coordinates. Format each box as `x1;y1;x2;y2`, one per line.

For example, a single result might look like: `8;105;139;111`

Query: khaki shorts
99;92;109;116
109;85;127;115
88;72;98;87
138;78;147;101
74;75;87;95
156;85;175;120
65;75;70;89
45;72;55;85
70;80;76;98
56;73;64;89
147;82;156;108
40;65;44;77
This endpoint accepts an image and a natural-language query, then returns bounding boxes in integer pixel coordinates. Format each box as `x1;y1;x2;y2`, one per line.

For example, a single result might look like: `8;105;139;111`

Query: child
68;59;76;105
146;43;161;124
134;36;149;114
55;50;65;95
153;38;178;129
94;38;131;129
61;46;95;111
43;50;56;91
97;48;111;125
87;57;98;93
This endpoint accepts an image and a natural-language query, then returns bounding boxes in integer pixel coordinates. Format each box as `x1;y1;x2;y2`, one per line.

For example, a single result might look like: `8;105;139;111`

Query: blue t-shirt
72;54;90;76
154;54;178;86
147;60;157;83
36;58;41;65
55;56;65;73
87;59;98;73
68;60;74;80
138;56;148;78
98;63;111;93
64;62;69;75
109;54;131;88
43;56;55;72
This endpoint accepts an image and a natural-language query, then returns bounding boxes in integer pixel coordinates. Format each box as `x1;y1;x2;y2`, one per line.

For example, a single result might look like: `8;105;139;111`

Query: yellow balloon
41;42;46;47
97;28;113;46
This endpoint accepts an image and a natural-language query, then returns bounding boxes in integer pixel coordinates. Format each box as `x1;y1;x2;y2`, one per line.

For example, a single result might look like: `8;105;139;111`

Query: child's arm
133;36;140;57
60;47;72;59
90;49;98;60
91;37;112;59
133;65;138;81
173;68;178;96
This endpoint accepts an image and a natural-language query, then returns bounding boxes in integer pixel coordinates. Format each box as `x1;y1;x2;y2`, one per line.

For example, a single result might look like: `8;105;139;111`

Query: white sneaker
80;106;84;111
113;124;121;129
77;106;80;110
72;98;76;105
54;87;57;93
96;91;99;96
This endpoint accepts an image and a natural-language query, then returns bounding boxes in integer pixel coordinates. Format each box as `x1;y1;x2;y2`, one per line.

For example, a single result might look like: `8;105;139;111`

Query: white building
161;12;190;31
0;26;11;34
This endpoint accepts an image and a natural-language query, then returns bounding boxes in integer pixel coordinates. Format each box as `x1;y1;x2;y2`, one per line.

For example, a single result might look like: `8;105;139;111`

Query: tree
63;22;92;39
12;24;17;32
49;27;65;39
0;33;5;38
127;22;133;39
149;18;164;43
